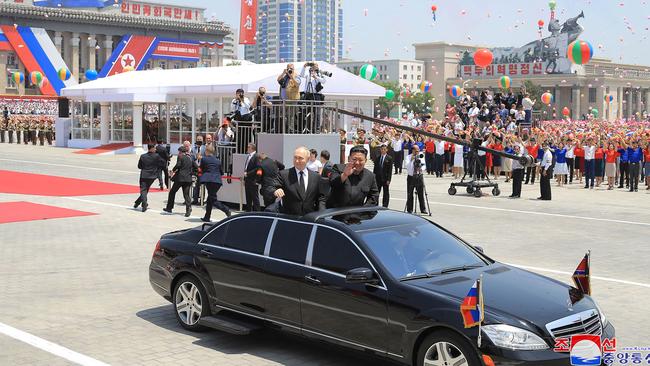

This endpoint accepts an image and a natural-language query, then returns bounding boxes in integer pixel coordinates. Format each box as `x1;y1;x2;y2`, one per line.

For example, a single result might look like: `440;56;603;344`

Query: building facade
414;42;650;121
244;0;343;64
336;59;424;92
0;0;234;96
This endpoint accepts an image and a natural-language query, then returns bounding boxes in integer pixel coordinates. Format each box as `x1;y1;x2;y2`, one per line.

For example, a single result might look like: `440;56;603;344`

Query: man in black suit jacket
373;145;393;207
258;152;281;207
243;143;261;211
134;144;165;212
328;145;379;208
163;146;195;217
155;140;170;190
273;146;326;216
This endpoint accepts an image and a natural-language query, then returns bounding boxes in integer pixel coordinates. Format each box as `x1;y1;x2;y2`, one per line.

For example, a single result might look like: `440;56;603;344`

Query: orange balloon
473;48;493;68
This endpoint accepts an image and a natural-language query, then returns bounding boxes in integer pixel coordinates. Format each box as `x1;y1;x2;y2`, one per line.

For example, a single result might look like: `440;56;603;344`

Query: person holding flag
572;251;591;295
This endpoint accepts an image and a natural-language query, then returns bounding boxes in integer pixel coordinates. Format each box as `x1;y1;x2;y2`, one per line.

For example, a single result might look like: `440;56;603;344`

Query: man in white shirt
391;134;404;174
468;102;480;126
300;62;327;98
539;142;553;200
522;93;535;126
230;88;252;121
434;139;446;177
582;136;597;189
565;141;575;184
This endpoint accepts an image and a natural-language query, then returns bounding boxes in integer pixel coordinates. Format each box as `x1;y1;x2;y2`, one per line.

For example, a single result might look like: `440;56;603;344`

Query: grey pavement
0;143;648;365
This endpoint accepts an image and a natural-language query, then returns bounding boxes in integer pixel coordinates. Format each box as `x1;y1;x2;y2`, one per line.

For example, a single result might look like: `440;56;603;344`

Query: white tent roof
61;61;385;103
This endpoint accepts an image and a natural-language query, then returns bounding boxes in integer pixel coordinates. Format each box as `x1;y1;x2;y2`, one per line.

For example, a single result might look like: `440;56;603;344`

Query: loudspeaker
58;98;69;118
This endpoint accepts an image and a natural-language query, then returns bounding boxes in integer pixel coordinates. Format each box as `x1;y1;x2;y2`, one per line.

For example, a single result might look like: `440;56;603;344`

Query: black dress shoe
191;201;199;205
162;208;172;213
134;201;140;209
201;217;211;222
185;210;191;217
141;204;148;212
420;211;428;215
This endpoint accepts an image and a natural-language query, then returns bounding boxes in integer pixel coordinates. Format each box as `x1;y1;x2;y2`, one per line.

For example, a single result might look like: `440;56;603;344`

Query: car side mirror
345;267;379;285
474;245;485;254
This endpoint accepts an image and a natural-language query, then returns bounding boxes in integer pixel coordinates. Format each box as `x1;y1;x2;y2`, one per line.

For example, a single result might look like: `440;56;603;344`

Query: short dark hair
236;88;244;93
349;145;368;157
147;143;156;150
309;148;317;156
320;150;330;160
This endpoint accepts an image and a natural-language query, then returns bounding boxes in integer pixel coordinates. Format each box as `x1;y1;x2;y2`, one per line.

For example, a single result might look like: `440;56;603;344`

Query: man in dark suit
134;144;165;212
258;152;281;208
155;140;171;190
373;145;393;207
243;143;261;211
328;145;379;208
273;146;326;216
163;146;195;217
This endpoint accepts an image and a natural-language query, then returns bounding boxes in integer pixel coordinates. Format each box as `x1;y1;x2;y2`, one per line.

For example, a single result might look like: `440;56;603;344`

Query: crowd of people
0;98;58;115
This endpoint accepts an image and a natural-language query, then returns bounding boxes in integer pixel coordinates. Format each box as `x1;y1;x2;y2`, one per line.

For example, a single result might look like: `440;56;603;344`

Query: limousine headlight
482;324;549;351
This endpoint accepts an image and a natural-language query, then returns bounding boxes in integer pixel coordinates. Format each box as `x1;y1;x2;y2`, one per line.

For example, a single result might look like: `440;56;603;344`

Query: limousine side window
222;218;273;255
311;227;369;275
203;223;228;246
269;221;311;264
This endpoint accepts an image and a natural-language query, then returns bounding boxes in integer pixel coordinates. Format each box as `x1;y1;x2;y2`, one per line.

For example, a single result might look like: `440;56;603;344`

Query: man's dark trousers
135;179;156;207
512;168;524;196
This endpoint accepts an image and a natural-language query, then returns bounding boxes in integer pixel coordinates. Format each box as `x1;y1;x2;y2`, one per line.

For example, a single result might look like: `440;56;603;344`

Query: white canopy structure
61;61;385;102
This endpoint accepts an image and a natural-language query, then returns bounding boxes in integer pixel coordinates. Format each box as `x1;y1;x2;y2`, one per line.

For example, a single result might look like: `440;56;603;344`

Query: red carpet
0;202;96;224
0;170;142;196
74;142;133;155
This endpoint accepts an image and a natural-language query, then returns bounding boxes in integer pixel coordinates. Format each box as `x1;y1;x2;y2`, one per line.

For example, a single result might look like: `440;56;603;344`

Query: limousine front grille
545;309;602;343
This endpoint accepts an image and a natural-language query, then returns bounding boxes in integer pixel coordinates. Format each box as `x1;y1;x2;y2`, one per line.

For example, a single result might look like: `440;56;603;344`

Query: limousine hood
408;264;597;332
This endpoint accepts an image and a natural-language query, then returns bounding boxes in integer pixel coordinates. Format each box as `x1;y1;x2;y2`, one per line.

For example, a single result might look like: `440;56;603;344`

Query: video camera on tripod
305;62;332;77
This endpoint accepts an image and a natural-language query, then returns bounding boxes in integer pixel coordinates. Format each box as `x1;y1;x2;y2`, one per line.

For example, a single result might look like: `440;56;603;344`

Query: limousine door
300;226;389;353
198;217;273;315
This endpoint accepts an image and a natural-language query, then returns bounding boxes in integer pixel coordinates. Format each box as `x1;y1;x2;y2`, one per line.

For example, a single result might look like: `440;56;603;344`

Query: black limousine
149;207;614;366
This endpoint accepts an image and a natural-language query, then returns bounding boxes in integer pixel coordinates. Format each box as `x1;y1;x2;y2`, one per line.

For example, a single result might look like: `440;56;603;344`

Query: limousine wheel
173;275;209;331
417;330;480;366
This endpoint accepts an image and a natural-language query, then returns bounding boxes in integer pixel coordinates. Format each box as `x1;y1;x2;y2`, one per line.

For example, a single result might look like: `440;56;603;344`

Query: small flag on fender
460;278;484;328
572;251;591;295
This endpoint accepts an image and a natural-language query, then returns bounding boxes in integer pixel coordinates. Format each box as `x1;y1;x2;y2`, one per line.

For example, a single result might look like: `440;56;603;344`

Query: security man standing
258;152;282;208
163;146;195;217
134;144;165;212
538;142;553;200
243;143;261;211
327;145;379;208
373;145;393;207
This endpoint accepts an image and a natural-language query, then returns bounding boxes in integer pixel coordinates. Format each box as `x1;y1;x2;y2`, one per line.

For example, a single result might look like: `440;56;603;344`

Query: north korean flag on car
572;252;591;295
460;278;484;328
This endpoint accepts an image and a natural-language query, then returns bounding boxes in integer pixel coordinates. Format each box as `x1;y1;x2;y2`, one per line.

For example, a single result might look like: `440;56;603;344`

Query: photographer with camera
230;88;253;121
300;61;329;101
277;63;301;101
405;144;428;214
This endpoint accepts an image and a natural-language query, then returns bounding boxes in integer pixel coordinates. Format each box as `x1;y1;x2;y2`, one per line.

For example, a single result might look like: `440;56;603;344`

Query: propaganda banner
239;0;257;45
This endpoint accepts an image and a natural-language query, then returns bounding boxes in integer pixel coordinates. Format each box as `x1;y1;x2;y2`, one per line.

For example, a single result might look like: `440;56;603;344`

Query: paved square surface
0;143;648;365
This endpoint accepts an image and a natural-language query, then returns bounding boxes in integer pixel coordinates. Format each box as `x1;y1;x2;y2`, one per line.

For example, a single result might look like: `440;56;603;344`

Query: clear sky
186;0;649;65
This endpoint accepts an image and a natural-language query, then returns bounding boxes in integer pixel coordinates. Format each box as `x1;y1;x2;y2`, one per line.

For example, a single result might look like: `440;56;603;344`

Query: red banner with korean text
239;0;257;45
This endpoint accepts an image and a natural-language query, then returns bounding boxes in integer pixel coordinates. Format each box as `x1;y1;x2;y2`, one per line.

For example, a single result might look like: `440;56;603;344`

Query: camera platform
448;145;501;198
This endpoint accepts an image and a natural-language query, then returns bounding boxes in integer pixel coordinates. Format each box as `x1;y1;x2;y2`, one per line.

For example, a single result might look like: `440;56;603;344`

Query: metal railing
259;100;338;134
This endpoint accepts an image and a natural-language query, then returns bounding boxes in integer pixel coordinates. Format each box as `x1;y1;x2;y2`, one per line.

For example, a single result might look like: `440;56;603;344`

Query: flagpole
587;249;591;295
478;273;483;348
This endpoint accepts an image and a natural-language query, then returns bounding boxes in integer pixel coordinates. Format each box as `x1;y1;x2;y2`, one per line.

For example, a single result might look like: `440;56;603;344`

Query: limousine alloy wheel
173;275;209;331
417;330;480;366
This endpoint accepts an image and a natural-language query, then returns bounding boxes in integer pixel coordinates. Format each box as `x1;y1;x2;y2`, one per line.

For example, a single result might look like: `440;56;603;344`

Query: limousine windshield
358;222;489;280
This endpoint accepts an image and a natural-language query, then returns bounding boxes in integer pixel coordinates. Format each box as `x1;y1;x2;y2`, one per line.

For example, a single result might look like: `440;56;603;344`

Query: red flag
572;252;591;295
239;0;257;45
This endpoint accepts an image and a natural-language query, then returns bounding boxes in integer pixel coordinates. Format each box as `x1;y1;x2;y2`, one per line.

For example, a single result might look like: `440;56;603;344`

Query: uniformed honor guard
327;145;379;208
7;119;15;143
30;121;38;145
45;121;53;145
38;120;46;146
17;121;23;144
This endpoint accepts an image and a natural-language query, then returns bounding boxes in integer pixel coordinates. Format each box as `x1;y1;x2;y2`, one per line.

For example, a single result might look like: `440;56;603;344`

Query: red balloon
538;19;545;27
431;5;437;11
562;107;570;116
473;48;493;68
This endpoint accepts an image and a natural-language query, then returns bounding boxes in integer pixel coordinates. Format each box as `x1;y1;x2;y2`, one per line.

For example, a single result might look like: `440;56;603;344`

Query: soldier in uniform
17;120;23;144
7;118;15;143
45;120;53;145
0;107;7;143
38;119;46;145
30;120;38;145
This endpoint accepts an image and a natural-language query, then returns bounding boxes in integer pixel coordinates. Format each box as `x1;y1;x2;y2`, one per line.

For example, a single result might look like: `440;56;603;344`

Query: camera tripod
448;144;501;198
403;174;432;216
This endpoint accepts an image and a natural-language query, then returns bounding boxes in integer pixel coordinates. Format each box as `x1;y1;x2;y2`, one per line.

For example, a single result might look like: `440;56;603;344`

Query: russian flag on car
572;252;591;295
460;278;484;328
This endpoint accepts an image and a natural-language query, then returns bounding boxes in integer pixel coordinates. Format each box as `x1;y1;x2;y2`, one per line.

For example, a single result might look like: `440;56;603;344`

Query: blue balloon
85;69;98;81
